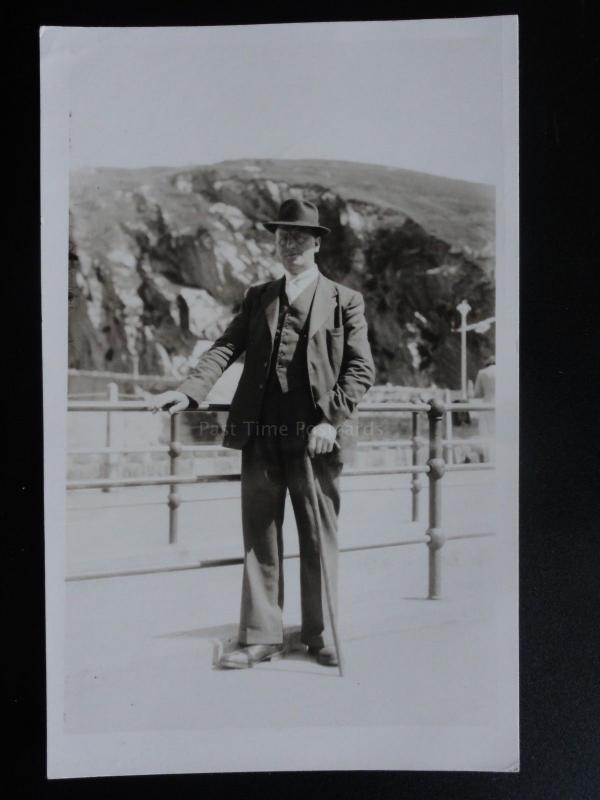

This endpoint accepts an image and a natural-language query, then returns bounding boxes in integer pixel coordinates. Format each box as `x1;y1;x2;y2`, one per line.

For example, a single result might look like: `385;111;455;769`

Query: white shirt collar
282;264;320;302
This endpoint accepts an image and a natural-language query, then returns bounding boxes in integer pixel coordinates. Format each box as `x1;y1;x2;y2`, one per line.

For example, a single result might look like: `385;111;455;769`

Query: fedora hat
264;199;330;236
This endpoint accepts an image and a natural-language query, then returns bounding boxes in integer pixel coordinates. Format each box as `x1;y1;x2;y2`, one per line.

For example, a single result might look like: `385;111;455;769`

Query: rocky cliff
69;159;495;387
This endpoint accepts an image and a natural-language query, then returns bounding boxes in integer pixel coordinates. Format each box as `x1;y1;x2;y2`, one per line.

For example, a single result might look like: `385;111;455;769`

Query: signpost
456;300;471;399
453;301;496;398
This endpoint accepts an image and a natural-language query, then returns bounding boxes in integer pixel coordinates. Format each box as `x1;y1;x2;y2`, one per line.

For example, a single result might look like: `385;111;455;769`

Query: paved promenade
64;471;504;737
65;535;498;734
66;470;495;575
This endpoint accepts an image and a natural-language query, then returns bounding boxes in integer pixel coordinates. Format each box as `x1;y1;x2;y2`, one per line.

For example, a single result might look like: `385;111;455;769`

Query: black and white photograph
41;17;519;777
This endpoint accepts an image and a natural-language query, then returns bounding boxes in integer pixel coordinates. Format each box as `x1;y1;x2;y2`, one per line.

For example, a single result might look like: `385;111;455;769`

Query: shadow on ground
156;623;314;669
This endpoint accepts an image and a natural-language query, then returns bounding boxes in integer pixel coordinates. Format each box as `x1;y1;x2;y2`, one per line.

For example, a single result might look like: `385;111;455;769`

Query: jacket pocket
325;326;344;371
326;325;344;337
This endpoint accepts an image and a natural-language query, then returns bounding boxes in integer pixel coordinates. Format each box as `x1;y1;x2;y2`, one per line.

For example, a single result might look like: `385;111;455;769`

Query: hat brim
264;220;330;236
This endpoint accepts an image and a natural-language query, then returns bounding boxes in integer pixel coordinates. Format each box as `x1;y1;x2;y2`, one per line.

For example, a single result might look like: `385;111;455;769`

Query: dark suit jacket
178;273;376;460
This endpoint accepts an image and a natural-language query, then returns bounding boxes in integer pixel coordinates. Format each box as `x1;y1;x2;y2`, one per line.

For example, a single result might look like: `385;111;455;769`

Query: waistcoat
267;278;318;394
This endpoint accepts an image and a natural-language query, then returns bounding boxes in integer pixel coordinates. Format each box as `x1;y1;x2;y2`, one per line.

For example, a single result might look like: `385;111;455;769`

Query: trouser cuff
239;626;283;646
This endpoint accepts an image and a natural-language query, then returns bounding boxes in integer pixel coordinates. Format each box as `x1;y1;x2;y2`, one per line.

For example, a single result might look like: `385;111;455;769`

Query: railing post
444;388;454;465
410;399;422;522
168;413;182;544
102;382;119;492
426;398;446;599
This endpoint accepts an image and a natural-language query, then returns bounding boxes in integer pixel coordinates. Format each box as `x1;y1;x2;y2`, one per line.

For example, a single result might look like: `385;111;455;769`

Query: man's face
275;226;320;274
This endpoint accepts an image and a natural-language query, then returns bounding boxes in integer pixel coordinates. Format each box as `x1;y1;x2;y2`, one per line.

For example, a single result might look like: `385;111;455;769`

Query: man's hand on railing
146;391;191;415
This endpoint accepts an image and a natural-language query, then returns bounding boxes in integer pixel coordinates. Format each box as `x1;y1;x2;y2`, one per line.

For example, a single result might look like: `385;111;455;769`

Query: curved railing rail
67;397;495;596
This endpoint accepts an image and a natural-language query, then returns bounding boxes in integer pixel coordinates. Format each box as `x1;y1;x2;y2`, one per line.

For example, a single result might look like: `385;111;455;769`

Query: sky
52;18;510;185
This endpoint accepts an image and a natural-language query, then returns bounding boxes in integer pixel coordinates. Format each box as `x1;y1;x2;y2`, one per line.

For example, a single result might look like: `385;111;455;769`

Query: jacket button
263;361;268;367
258;383;263;389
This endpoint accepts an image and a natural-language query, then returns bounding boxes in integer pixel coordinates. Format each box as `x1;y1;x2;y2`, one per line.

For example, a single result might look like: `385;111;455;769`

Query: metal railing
67;396;495;597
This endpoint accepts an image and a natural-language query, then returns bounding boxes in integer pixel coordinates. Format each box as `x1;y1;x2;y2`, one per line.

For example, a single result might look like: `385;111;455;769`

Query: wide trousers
238;386;342;648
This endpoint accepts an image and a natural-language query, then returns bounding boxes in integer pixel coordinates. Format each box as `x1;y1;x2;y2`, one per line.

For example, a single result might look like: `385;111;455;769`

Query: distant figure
451;400;471;428
474;357;496;461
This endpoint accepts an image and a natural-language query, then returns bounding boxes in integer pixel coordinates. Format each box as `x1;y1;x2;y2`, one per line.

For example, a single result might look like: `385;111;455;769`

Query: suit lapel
260;276;284;343
308;274;337;339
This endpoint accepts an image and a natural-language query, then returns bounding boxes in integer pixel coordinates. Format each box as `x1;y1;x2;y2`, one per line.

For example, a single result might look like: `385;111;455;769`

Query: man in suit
149;199;375;668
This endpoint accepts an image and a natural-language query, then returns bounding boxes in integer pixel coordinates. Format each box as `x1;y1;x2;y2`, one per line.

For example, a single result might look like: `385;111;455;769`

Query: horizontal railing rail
67;395;495;597
67;464;431;491
68;399;494;413
66;531;496;583
68;436;489;456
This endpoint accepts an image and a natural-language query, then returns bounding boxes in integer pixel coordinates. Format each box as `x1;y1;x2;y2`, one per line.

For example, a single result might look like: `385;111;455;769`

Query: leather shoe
307;645;338;667
219;643;284;670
